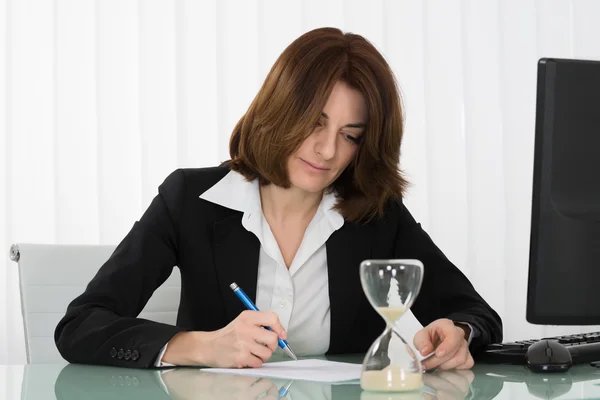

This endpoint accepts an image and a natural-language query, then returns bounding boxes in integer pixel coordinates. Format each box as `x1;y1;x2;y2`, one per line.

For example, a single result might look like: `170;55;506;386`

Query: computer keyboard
478;331;600;364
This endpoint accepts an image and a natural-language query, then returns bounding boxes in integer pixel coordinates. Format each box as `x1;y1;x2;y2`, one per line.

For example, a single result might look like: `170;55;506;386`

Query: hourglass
359;259;424;393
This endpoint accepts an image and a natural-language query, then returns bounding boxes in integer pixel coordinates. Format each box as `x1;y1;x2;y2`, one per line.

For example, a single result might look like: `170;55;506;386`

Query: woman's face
287;81;367;194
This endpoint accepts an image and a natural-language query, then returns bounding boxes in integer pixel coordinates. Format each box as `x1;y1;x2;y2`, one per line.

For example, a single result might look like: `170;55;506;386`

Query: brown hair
227;27;407;223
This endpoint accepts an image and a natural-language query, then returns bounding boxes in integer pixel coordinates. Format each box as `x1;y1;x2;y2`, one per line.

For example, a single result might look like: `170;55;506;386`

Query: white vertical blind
139;0;178;208
56;0;99;245
175;0;219;168
499;0;540;342
384;0;429;230
2;0;600;365
422;0;470;279
96;0;142;244
0;0;8;364
462;0;506;317
258;0;303;79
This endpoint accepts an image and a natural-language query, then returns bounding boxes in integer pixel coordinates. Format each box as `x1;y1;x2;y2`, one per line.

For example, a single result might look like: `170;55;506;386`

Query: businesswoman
55;27;502;370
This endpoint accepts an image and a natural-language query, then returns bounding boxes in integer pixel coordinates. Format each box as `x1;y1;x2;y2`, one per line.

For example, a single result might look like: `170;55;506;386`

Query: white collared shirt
155;170;344;365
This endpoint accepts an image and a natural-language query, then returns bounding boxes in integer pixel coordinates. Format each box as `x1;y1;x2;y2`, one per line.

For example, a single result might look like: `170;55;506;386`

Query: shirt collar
199;170;344;229
199;169;261;213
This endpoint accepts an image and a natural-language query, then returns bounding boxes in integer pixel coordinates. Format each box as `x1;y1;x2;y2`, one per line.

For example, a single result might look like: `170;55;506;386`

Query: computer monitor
526;57;600;325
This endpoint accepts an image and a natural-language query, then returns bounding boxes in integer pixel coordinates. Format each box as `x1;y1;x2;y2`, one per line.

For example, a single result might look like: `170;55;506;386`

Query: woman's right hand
163;310;287;368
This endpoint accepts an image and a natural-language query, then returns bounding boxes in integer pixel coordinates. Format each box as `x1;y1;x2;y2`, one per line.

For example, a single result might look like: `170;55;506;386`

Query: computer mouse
526;339;572;372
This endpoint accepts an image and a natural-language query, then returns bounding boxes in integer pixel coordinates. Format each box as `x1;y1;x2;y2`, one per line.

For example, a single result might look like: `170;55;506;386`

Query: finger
437;352;467;370
240;353;264;369
414;328;435;357
433;326;463;359
438;345;469;370
422;343;461;370
252;327;280;352
250;340;275;363
246;311;287;340
422;354;443;371
421;349;458;370
454;353;475;370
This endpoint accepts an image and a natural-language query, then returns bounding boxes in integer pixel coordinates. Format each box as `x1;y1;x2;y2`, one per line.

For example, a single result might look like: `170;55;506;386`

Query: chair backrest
9;243;181;364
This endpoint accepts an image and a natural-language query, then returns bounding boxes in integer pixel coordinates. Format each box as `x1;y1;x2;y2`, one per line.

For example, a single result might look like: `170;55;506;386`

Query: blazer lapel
326;221;374;353
213;212;261;322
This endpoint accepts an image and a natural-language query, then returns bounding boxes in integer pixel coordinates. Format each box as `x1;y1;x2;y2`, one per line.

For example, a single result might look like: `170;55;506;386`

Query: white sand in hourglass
377;275;407;320
377;307;406;321
361;365;423;392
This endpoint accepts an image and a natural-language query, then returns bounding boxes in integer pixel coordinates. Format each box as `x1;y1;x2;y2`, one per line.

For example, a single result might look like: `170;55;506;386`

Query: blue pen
278;380;294;398
229;282;298;361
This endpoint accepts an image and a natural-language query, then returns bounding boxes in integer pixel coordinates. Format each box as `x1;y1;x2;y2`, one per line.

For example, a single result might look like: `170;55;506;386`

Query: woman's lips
300;158;329;171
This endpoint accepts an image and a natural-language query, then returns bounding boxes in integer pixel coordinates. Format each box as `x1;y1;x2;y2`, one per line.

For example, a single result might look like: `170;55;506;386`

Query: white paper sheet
200;359;362;382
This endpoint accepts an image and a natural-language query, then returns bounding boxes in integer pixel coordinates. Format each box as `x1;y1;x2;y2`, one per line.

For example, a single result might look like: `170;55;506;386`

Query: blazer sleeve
54;169;187;368
393;202;503;353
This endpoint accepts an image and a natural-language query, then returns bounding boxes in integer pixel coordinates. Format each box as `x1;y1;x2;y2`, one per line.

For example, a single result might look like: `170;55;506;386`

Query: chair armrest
10;244;20;262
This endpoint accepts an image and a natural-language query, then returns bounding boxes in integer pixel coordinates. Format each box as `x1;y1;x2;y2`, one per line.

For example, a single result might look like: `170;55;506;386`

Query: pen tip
229;282;238;290
283;346;298;361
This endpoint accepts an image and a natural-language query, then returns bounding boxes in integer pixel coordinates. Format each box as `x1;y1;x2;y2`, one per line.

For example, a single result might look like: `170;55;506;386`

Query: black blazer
54;166;502;368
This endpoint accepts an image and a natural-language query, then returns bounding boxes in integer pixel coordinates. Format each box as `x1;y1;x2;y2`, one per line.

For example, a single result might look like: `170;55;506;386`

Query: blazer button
131;350;140;361
124;350;132;361
117;349;125;359
110;347;117;358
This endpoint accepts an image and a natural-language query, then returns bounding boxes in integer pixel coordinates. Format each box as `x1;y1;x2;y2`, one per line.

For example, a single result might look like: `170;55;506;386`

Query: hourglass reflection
359;259;424;392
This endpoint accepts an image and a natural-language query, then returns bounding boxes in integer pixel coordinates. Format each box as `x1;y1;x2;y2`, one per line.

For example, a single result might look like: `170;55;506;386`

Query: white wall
2;0;600;364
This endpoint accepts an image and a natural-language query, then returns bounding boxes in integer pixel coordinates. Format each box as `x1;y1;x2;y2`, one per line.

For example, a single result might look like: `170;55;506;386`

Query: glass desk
3;355;600;400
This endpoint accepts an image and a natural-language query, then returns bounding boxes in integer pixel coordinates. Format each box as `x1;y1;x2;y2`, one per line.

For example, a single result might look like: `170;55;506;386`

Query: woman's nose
315;128;337;160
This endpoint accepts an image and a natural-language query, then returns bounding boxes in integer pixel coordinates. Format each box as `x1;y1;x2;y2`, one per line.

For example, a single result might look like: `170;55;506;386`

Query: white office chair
9;243;181;364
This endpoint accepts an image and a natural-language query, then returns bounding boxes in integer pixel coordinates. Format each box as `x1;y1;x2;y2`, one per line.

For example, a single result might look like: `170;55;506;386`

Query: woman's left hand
413;318;474;371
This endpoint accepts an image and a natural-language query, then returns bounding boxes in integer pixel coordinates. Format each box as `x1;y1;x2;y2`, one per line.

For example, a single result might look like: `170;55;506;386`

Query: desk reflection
53;364;325;400
160;369;282;400
423;370;475;400
469;364;600;400
48;362;600;400
51;363;490;400
53;364;170;400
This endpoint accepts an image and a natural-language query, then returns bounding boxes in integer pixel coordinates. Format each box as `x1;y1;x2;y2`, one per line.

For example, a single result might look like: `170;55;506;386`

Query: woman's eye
344;133;361;144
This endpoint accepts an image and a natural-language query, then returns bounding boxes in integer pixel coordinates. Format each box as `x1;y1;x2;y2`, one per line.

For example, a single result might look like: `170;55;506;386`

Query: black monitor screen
527;58;600;325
